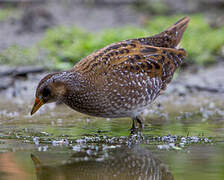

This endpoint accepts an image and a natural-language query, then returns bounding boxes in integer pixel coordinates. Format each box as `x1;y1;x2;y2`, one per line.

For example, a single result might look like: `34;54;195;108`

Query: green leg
130;115;144;134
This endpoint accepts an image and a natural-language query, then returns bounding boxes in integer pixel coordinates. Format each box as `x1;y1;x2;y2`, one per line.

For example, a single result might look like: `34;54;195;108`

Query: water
0;89;224;180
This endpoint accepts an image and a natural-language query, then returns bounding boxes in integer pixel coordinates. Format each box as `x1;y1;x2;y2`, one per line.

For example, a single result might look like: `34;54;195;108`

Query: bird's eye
42;88;50;97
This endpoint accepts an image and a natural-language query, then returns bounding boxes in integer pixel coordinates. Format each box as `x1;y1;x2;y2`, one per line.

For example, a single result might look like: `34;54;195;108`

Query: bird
31;17;190;132
31;146;173;179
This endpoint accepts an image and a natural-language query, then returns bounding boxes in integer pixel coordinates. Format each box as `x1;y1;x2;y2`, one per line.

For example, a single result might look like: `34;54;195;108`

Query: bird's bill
31;98;45;115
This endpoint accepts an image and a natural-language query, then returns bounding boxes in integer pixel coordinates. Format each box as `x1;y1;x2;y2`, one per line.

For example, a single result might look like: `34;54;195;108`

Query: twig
186;84;224;94
0;66;45;77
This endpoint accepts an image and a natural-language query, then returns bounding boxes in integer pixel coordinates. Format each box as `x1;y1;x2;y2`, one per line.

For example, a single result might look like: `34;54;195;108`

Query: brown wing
73;40;140;75
74;39;186;89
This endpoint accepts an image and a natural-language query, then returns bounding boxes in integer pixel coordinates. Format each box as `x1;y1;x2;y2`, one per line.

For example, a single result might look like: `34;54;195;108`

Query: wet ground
0;62;224;179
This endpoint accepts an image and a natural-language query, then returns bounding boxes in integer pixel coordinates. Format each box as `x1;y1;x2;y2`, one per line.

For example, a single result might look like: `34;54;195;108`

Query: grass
0;8;13;21
0;7;21;22
38;25;148;69
1;14;224;69
0;45;55;68
38;14;224;69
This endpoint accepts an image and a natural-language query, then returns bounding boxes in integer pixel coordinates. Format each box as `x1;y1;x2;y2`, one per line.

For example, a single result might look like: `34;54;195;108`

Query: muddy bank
1;61;224;107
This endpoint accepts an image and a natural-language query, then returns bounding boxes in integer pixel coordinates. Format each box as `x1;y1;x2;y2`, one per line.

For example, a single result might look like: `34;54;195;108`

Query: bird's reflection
31;145;173;180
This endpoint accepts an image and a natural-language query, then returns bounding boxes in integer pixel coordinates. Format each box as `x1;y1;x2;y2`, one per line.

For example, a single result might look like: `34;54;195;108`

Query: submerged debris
4;127;214;153
52;139;69;146
154;135;213;150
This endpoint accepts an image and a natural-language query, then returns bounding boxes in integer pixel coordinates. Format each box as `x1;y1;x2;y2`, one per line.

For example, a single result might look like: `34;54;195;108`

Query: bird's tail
149;17;190;48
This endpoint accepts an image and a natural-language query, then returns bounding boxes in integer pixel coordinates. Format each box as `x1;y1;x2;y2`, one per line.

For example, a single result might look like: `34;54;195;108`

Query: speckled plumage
32;17;190;130
31;146;173;179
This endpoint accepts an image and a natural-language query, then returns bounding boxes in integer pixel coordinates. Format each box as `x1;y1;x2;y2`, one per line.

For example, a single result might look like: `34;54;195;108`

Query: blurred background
1;1;224;180
0;0;224;69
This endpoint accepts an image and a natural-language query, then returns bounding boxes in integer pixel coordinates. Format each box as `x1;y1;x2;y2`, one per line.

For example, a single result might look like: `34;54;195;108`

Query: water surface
0;91;224;180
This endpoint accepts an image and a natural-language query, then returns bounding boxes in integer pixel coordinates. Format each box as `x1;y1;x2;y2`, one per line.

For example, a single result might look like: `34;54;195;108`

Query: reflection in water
32;146;173;180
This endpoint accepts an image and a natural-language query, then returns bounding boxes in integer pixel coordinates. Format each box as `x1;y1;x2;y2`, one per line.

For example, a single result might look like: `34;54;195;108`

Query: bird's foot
129;128;144;142
130;127;139;135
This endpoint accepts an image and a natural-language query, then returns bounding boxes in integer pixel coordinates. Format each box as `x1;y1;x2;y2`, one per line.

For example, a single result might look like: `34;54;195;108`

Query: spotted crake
31;17;190;132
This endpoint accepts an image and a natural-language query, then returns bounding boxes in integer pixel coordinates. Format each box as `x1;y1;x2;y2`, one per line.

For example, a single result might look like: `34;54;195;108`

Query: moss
38;14;224;68
133;0;169;15
2;14;224;69
39;25;148;69
144;15;224;64
0;8;13;21
0;45;54;68
0;7;21;22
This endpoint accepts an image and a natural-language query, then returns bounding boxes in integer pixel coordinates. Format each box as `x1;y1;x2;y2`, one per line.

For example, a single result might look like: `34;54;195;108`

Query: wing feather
74;39;186;86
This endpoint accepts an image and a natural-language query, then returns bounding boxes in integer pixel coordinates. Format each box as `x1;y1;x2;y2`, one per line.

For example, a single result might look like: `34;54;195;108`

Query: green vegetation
0;45;55;67
1;14;224;69
0;7;20;21
39;14;224;68
134;0;169;15
0;8;13;21
38;26;148;69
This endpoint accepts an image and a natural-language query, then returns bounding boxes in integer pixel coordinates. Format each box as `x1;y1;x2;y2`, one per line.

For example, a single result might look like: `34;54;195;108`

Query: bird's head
31;72;67;115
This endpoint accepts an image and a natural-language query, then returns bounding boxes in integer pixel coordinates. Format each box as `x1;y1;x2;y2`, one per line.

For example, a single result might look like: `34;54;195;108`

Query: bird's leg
130;115;144;134
135;115;144;130
130;118;137;134
132;118;136;129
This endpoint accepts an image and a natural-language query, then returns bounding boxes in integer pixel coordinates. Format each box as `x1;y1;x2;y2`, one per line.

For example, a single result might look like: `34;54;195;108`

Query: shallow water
0;87;224;180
